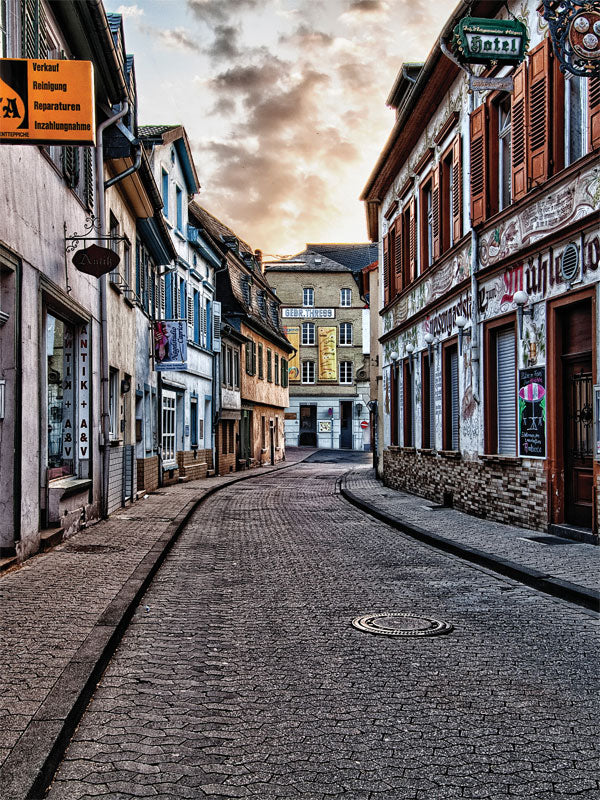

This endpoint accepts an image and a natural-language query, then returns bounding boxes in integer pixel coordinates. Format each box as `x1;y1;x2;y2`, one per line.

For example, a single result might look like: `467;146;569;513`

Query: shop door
562;302;593;528
299;405;316;446
240;411;251;465
340;401;353;449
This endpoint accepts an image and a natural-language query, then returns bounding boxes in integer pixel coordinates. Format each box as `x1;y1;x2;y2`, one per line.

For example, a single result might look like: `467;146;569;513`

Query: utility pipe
95;101;129;519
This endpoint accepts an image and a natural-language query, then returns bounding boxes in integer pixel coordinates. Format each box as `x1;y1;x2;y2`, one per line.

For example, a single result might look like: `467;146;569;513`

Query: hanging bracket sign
0;58;95;145
72;244;120;278
452;17;529;65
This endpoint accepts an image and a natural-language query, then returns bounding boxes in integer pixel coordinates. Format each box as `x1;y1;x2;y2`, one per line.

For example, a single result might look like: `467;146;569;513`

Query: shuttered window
212;301;221;353
281;357;288;387
267;349;272;382
528;39;551;188
274;353;280;385
383;235;390;305
422;354;436;450
451;136;462;245
444;345;459;451
393;218;402;296
589;75;600;151
470;104;487;225
496;329;516;456
21;0;48;58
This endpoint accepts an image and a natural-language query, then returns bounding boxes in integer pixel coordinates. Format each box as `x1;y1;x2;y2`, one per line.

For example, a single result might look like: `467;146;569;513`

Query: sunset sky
117;0;458;256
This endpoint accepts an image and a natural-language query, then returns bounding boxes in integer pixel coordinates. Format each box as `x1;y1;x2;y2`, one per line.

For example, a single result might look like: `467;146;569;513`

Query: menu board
518;366;546;458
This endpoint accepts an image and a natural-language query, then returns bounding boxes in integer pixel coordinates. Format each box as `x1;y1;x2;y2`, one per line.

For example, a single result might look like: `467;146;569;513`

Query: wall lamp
513;290;533;340
455;315;471;357
390;350;399;365
355;402;363;417
405;343;415;373
424;332;435;361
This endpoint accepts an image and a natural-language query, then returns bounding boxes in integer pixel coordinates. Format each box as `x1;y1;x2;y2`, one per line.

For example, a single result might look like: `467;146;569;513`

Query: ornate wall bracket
542;1;600;77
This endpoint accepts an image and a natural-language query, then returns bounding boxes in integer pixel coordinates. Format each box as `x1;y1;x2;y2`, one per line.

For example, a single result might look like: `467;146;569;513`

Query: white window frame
162;390;177;467
302;360;315;384
564;74;588;168
339;361;353;384
301;322;315;345
109;368;119;440
340;288;351;307
339;322;353;346
303;287;314;307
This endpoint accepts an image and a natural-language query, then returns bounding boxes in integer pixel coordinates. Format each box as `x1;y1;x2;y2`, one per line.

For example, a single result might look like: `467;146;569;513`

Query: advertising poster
0;58;95;145
284;325;300;381
518;366;546;458
318;326;337;380
154;320;188;371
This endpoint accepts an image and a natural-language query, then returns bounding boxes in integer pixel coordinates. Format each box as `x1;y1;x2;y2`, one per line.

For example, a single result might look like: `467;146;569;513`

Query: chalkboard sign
518;366;546;458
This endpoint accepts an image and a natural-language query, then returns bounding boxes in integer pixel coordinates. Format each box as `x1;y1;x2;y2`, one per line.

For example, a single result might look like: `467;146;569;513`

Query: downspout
96;101;129;519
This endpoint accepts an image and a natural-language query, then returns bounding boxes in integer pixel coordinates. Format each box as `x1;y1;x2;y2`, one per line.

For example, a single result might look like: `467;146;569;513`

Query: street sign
0;58;95;145
452;17;529;66
469;75;514;92
72;244;120;278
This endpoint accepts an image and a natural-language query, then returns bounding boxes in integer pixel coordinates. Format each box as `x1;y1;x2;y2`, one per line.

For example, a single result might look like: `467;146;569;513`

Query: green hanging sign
452;17;529;65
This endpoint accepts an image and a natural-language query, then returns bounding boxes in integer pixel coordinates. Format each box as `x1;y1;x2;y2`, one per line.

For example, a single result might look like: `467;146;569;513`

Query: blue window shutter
180;280;186;321
165;272;172;318
162;170;169;217
194;290;200;343
207;300;212;349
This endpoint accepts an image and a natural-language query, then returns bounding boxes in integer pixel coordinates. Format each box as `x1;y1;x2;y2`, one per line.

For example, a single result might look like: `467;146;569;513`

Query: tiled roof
264;251;351;273
304;243;378;273
138;124;179;139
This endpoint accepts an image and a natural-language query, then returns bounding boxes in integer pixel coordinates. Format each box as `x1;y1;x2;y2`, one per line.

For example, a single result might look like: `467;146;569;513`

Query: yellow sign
284;325;300;381
318;326;337;380
0;59;95;145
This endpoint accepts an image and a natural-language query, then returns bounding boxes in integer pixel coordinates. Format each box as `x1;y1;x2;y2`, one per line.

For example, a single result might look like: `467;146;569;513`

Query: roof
304;243;378;273
264;251;351;273
138;124;179;139
139;125;200;194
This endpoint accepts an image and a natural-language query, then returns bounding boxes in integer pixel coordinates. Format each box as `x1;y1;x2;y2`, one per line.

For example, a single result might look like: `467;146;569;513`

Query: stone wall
177;448;213;481
383;447;548;531
137;456;159;493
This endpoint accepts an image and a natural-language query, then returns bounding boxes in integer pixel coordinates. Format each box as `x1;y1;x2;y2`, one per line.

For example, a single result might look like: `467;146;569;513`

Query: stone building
265;246;374;450
361;0;599;539
191;205;293;468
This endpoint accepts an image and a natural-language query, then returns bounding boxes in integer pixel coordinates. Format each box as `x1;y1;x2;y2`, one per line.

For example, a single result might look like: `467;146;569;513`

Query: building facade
266;248;373;450
362;0;600;539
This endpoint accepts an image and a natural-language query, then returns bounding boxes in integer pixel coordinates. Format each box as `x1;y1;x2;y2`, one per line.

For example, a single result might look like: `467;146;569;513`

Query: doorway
299;405;316;446
269;420;275;465
340;401;353;449
240;410;252;466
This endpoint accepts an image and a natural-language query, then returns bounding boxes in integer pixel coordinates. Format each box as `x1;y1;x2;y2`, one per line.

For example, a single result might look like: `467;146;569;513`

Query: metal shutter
450;350;459;450
496;329;516;455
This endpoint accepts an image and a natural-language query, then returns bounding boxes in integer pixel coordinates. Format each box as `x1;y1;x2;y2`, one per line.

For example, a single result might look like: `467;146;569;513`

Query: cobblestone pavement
344;469;600;594
0;448;313;798
46;461;600;799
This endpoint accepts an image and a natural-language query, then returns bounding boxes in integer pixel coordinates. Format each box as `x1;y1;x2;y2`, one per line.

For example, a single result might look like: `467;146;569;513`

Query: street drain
352;612;453;637
63;544;125;554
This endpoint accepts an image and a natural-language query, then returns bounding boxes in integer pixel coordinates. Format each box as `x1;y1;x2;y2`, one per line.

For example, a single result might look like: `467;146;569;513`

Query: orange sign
0;59;95;145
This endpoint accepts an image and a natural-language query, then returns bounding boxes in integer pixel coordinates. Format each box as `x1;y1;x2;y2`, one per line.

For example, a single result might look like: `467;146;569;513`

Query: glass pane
47;314;75;477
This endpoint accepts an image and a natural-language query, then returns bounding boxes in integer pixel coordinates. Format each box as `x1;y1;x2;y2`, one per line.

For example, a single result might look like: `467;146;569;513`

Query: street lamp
455;315;471;357
405;342;415;373
513;290;533;340
424;332;435;361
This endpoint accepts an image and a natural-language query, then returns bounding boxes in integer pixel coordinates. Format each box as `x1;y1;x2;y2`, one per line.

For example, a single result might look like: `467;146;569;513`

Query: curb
1;453;314;800
340;477;600;614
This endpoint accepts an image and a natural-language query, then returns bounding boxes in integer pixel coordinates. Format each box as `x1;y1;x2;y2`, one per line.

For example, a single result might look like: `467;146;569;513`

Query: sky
116;0;458;256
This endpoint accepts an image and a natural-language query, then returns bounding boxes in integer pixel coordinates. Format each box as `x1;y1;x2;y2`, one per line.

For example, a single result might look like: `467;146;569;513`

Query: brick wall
216;421;238;476
176;448;213;481
383;447;548;531
137;456;159;493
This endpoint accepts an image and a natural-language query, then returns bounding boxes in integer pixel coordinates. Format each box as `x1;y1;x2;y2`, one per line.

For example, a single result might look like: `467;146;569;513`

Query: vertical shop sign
284;325;300;381
518;366;546;457
318;326;337;380
78;324;90;460
62;327;74;462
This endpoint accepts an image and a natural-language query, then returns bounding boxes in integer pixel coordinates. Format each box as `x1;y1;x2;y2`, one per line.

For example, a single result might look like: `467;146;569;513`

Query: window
274;353;280;385
421;178;434;269
109;213;120;283
339;361;353;384
340;288;351;307
281;357;288;388
109;368;119;440
176;185;183;232
162;390;177;466
303;288;314;307
339;322;353;346
443;344;459;451
422;353;436;449
234;349;240;388
302;322;315;345
261;416;266;449
485;323;517;456
497;95;512;211
162;169;169;218
564;74;587;167
267;348;272;382
258;342;264;379
302;360;315;384
384;200;417;304
190;397;198;447
403;360;414;446
229;420;234;453
47;314;75;477
227;346;233;386
123;240;131;292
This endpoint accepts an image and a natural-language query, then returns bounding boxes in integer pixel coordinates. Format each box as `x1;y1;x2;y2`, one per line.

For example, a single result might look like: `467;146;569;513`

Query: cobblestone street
43;458;600;799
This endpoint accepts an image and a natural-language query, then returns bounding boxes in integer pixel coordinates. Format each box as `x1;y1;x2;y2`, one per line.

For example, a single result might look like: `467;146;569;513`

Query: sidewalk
342;468;600;612
0;448;315;800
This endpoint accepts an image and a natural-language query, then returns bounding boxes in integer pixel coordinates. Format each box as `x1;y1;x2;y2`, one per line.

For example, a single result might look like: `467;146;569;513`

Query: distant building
265;245;375;450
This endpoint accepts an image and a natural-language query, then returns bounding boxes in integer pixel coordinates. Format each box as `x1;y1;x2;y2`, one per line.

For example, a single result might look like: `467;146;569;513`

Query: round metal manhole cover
63;544;124;554
352;612;453;637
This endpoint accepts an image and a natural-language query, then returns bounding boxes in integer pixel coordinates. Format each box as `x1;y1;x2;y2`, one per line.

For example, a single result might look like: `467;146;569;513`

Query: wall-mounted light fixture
513;290;533;340
355;402;363;417
424;332;435;361
405;343;415;373
390;350;399;365
455;315;471;357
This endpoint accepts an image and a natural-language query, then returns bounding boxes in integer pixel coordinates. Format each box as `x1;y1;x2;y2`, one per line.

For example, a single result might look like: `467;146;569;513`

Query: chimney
255;249;263;273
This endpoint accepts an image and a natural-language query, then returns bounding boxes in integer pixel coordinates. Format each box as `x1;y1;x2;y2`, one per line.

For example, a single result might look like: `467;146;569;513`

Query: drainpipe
95;101;129;519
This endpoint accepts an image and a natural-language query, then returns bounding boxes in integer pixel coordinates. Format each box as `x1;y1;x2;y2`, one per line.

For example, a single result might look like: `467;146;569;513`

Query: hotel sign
452;17;529;65
281;308;335;319
0;59;95;145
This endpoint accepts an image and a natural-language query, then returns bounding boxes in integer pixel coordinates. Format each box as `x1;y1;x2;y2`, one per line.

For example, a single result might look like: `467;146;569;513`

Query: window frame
403;359;414;447
421;351;436;450
339;360;353;385
420;176;434;270
302;360;315;384
442;340;460;452
484;315;518;456
303;287;314;307
340;288;351;307
301;321;315;345
339;322;353;346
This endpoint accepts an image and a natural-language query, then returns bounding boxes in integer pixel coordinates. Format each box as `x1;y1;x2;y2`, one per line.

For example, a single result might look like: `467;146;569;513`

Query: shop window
302;322;315;345
485;322;517;456
47;314;75;477
390;363;399;446
302;360;315;384
303;287;314;307
443;344;459;451
190;397;198;447
162;390;177;466
339;323;353;346
340;288;351;307
339;361;353;385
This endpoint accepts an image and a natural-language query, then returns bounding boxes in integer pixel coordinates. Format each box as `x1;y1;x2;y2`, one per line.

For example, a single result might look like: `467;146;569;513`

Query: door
562;301;593;528
239;410;251;466
340;401;353;449
270;421;275;465
299;405;317;446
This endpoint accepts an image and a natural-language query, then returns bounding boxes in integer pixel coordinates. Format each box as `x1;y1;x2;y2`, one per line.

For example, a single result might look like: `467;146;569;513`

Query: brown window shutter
589;75;600;151
452;135;462;244
527;39;551;188
383;234;389;305
511;61;528;201
432;165;441;261
470;104;487;226
394;218;403;295
409;197;417;281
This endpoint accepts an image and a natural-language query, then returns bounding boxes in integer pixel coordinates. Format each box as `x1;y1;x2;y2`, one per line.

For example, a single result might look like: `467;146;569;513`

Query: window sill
48;477;92;499
416;448;436;455
109;437;122;447
479;453;519;464
438;449;461;459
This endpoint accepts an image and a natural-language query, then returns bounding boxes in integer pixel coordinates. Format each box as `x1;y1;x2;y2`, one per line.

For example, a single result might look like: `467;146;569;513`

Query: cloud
208;24;242;60
116;4;144;19
347;0;384;12
187;0;262;24
138;23;201;52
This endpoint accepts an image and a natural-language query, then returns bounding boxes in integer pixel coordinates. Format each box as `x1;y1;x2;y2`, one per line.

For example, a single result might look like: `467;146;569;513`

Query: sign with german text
72;245;120;278
0;58;95;145
154;320;188;372
518;366;546;458
282;307;335;319
452;17;529;66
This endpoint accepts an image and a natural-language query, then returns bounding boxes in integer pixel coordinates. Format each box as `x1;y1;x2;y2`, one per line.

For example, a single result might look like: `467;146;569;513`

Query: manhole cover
352;612;453;637
63;544;124;554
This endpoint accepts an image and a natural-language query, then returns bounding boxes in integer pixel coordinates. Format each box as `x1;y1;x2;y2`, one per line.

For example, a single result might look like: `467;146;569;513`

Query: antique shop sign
518;366;546;458
72;245;120;278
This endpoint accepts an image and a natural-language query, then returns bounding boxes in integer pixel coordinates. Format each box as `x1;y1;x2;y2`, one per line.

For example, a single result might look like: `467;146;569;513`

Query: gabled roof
139;125;200;194
264;251;351;273
138;124;179;139
304;243;378;273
